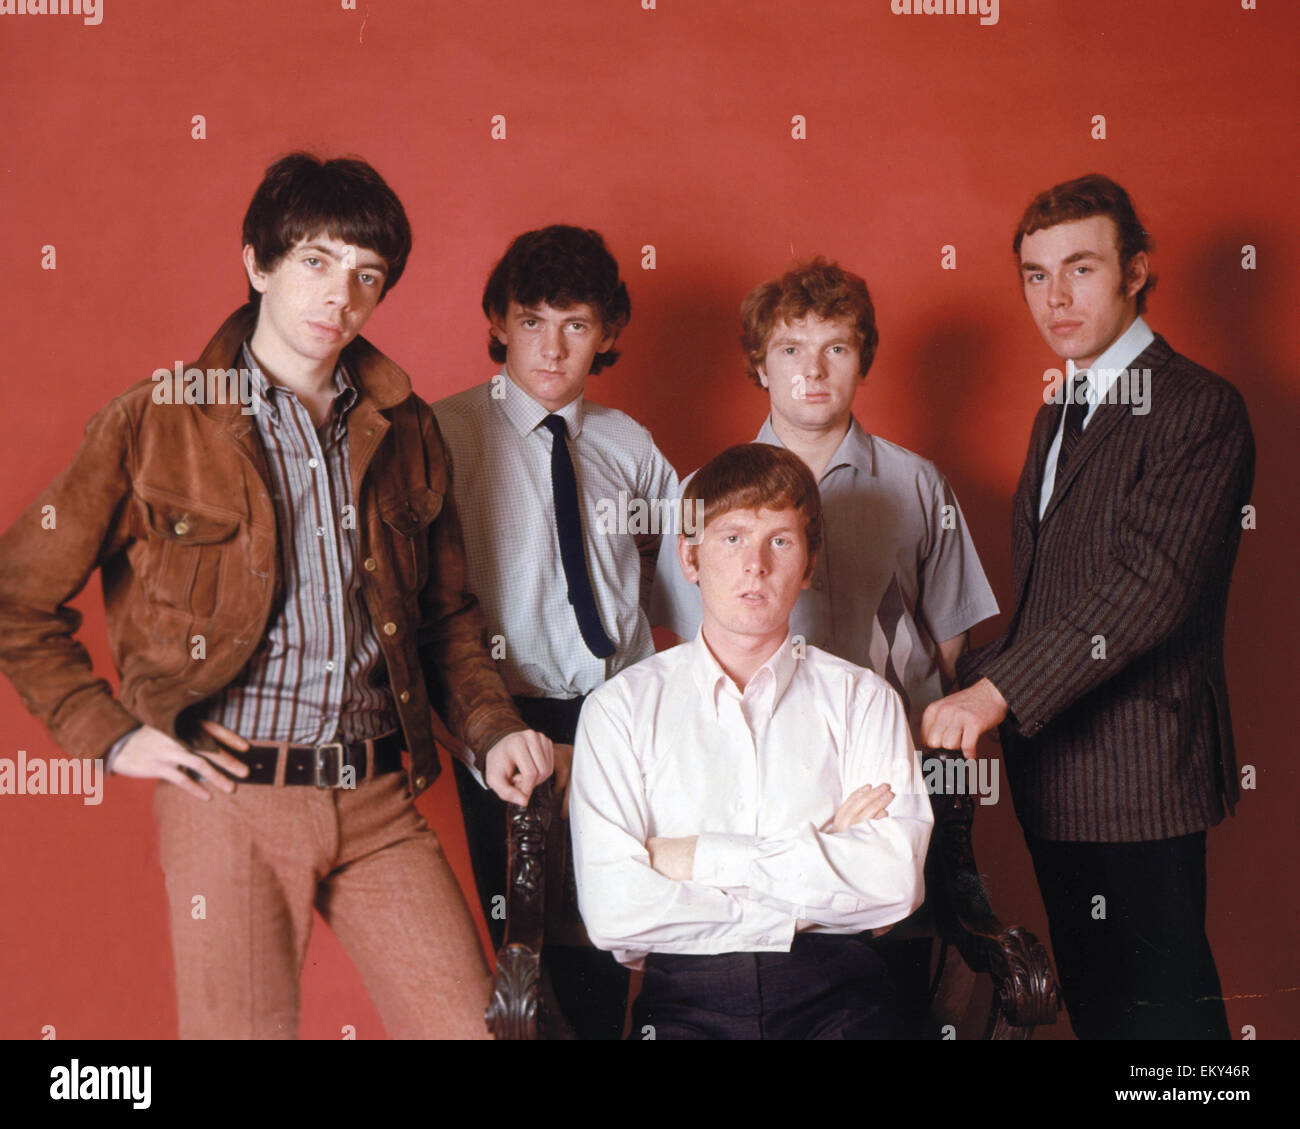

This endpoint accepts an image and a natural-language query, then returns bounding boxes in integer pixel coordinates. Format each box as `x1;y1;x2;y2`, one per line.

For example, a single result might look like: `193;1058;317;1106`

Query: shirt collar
756;413;874;480
193;305;412;420
240;340;357;429
497;369;586;439
1066;315;1156;398
328;363;359;437
689;628;800;719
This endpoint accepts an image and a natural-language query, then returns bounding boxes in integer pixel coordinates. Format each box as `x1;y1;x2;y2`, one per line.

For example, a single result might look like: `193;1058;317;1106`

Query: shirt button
324;661;335;672
399;690;411;703
172;520;190;536
363;557;378;572
315;526;325;537
308;458;319;469
383;622;397;636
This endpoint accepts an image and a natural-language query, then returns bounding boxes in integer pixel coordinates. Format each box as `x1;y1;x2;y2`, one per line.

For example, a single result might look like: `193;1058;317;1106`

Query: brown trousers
154;770;492;1039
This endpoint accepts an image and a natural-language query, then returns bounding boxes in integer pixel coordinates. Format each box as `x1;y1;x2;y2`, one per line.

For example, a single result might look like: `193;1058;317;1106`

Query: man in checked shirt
0;153;552;1038
433;226;679;1038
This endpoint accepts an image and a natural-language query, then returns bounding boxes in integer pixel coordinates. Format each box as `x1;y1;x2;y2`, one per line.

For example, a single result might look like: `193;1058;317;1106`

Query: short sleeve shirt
649;416;998;738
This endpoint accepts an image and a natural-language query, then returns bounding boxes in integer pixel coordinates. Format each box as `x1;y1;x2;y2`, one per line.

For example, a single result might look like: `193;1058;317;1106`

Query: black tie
1057;372;1088;475
541;414;615;659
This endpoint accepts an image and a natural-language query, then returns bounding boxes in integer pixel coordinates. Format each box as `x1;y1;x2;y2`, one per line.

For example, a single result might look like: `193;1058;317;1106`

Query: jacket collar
193;304;413;420
1036;333;1176;530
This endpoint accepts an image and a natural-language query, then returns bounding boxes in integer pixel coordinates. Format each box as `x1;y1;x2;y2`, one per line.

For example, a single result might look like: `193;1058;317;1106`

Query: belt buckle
313;742;346;789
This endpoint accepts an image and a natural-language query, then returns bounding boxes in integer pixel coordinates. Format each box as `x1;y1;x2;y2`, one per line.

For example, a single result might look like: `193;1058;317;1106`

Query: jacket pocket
379;487;444;593
136;487;242;619
1205;676;1237;805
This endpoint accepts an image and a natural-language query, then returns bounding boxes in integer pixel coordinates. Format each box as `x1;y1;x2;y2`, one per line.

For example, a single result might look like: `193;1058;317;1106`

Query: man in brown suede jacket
0;153;552;1038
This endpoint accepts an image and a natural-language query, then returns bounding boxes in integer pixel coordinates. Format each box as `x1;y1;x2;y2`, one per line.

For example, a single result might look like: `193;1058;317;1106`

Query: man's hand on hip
112;719;251;800
920;677;1008;760
484;729;554;806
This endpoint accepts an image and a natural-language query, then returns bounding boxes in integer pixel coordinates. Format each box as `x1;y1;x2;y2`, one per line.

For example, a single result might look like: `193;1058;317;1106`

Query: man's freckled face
680;506;813;650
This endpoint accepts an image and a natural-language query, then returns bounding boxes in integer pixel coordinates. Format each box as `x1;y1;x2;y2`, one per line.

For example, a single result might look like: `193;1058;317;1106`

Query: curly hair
481;226;631;374
740;257;879;388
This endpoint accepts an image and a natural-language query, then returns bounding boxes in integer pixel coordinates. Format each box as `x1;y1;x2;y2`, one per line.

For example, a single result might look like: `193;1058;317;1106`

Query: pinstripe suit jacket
959;335;1254;842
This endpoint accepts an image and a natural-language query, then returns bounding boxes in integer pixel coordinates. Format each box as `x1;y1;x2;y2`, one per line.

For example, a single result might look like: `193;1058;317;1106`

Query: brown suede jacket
0;305;526;795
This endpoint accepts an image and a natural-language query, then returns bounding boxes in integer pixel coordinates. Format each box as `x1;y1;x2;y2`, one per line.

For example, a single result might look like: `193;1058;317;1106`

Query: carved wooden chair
485;750;1061;1040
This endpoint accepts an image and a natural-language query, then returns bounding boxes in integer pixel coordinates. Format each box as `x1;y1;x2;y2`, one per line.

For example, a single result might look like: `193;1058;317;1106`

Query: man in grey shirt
651;257;998;740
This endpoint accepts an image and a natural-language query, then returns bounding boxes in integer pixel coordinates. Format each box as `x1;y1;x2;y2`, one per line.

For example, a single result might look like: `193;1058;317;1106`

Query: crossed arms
569;671;934;966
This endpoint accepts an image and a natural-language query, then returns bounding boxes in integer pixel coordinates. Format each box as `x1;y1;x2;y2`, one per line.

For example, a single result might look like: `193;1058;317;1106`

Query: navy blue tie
541;414;615;659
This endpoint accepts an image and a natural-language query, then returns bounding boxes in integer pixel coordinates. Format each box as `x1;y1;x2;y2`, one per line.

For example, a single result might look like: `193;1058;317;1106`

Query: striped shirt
201;342;400;744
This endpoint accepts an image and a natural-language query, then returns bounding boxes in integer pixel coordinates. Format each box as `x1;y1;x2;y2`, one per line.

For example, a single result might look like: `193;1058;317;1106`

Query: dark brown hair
481;225;631;374
241;153;412;306
1012;173;1156;314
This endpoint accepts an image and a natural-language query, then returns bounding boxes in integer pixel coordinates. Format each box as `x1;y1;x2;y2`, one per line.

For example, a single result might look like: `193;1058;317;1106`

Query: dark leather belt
231;731;405;787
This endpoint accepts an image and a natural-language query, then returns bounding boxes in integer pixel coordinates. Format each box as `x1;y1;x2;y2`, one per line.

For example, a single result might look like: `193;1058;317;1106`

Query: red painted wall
0;0;1295;1040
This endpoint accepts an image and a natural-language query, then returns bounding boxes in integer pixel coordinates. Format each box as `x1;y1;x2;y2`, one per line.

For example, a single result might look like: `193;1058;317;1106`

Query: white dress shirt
1039;316;1155;517
570;632;933;969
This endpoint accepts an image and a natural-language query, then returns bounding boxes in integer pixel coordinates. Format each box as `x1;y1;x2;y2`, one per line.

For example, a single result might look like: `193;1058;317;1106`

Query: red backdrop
0;0;1295;1041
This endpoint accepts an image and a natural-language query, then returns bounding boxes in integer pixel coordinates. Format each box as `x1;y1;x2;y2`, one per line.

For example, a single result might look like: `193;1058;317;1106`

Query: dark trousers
633;932;900;1040
1025;831;1230;1040
453;695;630;1040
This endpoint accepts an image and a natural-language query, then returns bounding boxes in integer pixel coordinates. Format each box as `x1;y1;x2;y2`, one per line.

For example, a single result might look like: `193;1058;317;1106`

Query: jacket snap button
399;690;410;703
415;776;427;789
173;519;191;536
363;557;378;571
383;622;397;635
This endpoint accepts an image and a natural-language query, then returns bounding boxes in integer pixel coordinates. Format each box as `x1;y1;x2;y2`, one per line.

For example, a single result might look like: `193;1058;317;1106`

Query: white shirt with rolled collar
569;631;934;970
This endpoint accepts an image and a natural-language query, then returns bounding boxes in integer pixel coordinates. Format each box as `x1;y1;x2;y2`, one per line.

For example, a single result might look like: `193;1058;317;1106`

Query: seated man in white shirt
570;443;934;1039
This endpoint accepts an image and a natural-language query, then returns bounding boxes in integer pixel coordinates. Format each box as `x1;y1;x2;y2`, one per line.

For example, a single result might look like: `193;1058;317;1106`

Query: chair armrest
485;779;555;1039
923;752;1060;1035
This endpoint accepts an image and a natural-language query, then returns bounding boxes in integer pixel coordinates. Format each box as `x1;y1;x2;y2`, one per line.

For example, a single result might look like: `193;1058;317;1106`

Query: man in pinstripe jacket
921;174;1254;1040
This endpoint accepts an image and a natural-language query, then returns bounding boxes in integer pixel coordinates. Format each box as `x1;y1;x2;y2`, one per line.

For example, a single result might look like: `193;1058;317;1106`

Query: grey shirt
649;416;998;739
